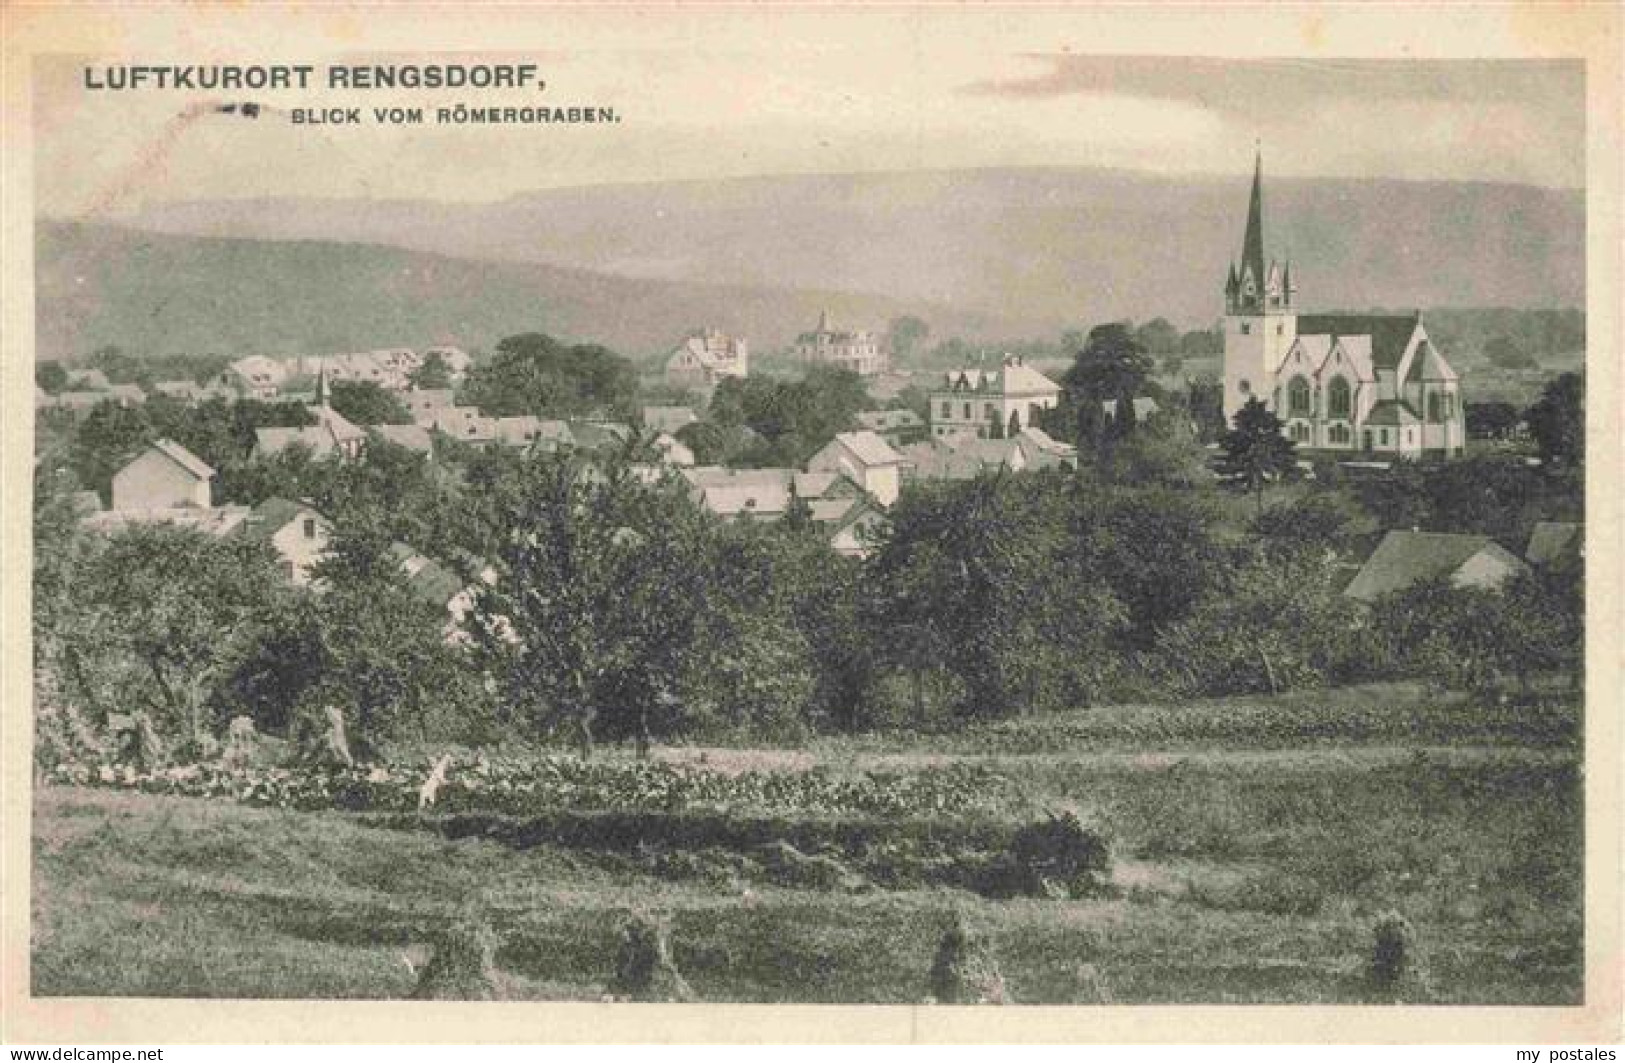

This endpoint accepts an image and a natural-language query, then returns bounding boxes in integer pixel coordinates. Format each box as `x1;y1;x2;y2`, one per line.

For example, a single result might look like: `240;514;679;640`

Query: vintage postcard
2;2;1620;1045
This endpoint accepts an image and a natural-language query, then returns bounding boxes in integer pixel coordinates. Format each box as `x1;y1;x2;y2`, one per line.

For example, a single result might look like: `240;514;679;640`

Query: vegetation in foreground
34;682;1581;1004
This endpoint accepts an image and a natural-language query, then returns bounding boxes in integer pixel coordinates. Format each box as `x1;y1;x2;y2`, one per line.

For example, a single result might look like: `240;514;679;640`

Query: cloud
964;55;1582;112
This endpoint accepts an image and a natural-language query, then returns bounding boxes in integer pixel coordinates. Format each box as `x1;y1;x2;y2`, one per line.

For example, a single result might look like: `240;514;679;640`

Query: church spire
1240;145;1266;300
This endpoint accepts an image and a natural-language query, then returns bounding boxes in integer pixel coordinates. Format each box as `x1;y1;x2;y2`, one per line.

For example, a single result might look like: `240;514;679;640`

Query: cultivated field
32;681;1582;1004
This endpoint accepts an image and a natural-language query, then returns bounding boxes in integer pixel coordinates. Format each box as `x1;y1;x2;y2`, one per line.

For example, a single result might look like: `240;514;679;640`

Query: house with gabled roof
1526;521;1583;568
1343;530;1529;602
1221;150;1465;458
111;439;215;511
807;429;906;506
643;405;700;436
857;408;928;446
665;329;750;391
929;355;1061;442
238;497;332;585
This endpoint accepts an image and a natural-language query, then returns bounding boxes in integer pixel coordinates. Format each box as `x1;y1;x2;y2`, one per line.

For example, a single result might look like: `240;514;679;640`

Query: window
1240;322;1252;335
302;517;316;539
1288;376;1311;417
1276;323;1284;335
963;403;971;419
1427;393;1442;422
941;402;951;419
1327;377;1351;420
1380;429;1390;446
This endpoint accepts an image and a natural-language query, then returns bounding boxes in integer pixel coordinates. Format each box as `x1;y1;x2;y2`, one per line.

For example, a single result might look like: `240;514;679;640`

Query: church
1221;152;1466;459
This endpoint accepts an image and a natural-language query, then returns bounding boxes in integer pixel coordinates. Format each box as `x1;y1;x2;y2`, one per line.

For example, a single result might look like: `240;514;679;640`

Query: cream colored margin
1;1;1619;1045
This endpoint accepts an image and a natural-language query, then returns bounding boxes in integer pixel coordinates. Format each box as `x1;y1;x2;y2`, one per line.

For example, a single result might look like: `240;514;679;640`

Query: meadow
32;681;1582;1004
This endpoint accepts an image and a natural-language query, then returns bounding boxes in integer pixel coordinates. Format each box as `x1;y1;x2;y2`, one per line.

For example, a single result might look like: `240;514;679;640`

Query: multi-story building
665;328;749;391
794;311;886;376
928;355;1061;441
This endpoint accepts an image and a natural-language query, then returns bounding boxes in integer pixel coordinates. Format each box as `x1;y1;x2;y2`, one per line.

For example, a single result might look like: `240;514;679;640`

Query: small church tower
1222;149;1298;421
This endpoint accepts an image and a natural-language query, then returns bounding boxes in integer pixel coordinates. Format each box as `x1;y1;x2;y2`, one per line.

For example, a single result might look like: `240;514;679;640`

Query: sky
33;39;1584;218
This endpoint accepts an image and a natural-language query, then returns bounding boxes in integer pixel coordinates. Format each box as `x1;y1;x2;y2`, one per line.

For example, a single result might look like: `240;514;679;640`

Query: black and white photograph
3;2;1619;1045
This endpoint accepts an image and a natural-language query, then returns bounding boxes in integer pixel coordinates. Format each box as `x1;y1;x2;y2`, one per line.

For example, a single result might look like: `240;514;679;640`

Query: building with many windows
793;311;886;376
1222;152;1465;458
928;355;1061;441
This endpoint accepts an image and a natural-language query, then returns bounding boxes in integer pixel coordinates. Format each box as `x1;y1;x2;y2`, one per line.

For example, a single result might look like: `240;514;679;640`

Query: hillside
33;221;1026;362
120;167;1584;330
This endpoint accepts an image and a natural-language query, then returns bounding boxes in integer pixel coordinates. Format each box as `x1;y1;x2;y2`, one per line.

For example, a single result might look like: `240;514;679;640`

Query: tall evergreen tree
1217;397;1297;515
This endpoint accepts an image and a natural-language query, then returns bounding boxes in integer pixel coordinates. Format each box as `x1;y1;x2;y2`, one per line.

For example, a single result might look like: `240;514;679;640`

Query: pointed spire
1240;145;1266;305
315;363;329;408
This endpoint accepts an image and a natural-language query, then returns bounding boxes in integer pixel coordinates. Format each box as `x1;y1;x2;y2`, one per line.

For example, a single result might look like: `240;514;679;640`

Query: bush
607;912;694;1002
927;911;1009;1004
984;809;1111;898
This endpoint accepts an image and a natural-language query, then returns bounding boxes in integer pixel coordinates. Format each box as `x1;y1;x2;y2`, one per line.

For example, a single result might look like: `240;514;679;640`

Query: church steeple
1240;146;1266;301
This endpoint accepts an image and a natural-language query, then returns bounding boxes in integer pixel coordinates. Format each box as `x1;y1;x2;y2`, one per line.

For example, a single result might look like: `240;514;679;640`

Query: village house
1221;152;1466;457
65;368;112;392
238;497;333;586
856;408;929;447
794;311;886;376
653;432;696;467
219;355;287;400
665;329;749;391
900;425;1077;482
422;346;473;381
815;495;891;559
368;423;435;455
427;405;499;447
1525;521;1583;568
929;355;1062;441
679;465;889;558
111;439;215;511
152;380;206;403
643;405;700;436
404;389;457;425
807;430;905;507
1343;530;1529;602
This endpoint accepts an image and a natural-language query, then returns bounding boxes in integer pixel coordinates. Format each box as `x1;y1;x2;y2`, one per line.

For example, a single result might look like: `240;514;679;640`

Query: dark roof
1344;530;1525;602
1526;521;1582;566
240;497;320;542
1362;399;1421;426
1296;312;1421;371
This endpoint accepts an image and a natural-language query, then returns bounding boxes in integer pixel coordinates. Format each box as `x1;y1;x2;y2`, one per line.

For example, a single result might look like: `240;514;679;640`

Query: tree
1250;490;1367;556
1062;323;1153;465
57;525;293;761
409;350;454;390
1133;317;1181;355
887;316;931;362
1525;372;1583;468
1484;335;1538;371
467;453;713;756
1216;397;1297;515
36;361;70;394
1466;401;1522;441
461;332;639;419
328;380;413;426
69;399;154;502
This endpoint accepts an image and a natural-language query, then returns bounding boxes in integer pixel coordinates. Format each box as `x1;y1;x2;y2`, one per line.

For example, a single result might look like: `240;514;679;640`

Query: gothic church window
1288;377;1311;417
1327;377;1351;420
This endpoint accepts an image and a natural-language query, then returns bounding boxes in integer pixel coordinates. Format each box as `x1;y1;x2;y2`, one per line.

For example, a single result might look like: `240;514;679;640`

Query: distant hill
118;167;1584;330
34;221;1026;363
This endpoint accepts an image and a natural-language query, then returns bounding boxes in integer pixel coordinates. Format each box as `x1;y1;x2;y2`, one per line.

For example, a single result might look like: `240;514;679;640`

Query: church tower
1222;149;1298;421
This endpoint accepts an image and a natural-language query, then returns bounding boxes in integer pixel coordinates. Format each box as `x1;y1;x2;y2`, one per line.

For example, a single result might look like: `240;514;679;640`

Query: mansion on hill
1222;152;1466;459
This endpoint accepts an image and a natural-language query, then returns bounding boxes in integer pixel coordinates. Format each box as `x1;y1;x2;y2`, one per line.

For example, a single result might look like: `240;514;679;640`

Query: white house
111;439;214;511
807;430;905;507
665;329;749;391
929;355;1061;441
239;497;332;585
794;311;886;376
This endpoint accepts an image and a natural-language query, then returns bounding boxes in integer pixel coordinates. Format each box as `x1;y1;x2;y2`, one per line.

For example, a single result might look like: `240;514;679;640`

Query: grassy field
32;682;1582;1003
